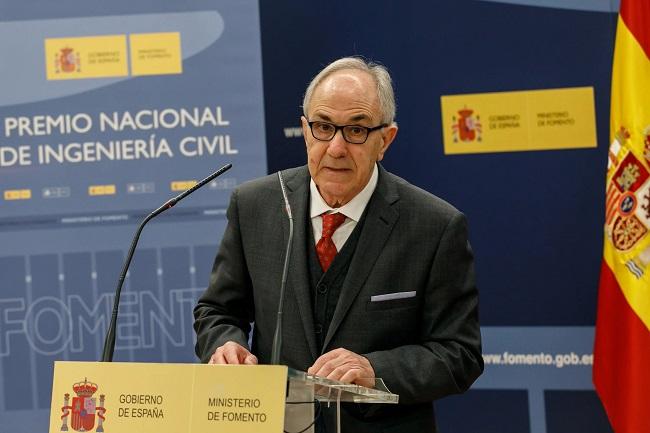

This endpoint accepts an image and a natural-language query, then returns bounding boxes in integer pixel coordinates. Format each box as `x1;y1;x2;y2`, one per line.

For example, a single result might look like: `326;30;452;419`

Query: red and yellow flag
593;1;650;432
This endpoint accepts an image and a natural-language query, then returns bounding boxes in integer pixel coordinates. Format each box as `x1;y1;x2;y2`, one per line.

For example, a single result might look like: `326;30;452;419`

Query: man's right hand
208;341;258;365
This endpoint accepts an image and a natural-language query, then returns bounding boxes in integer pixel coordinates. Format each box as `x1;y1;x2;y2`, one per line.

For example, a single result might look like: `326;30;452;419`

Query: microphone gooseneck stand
271;170;294;365
100;163;233;362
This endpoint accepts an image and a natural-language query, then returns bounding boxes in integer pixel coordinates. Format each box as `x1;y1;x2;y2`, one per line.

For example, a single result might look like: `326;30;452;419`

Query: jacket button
317;284;327;294
314;324;323;334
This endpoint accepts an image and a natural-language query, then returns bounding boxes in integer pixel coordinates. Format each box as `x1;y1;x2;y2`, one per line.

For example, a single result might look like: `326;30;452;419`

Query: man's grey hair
302;57;396;125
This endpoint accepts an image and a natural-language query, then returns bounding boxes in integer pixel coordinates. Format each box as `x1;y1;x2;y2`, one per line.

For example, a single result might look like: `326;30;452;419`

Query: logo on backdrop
451;107;482;143
55;47;81;74
60;378;107;432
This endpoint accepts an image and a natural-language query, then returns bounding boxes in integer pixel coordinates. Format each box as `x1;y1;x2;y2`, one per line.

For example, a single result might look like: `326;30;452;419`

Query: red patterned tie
316;213;346;272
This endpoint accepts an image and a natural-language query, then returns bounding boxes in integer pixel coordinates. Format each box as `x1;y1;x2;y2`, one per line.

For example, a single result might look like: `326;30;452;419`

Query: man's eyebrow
349;114;371;123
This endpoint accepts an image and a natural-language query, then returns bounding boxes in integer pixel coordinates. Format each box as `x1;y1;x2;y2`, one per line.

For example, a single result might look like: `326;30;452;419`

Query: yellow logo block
441;87;597;154
130;32;183;76
171;180;197;191
88;185;116;196
50;362;288;433
45;35;128;80
4;189;31;200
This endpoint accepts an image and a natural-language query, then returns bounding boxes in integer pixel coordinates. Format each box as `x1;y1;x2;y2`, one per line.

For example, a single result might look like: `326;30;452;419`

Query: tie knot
321;213;346;238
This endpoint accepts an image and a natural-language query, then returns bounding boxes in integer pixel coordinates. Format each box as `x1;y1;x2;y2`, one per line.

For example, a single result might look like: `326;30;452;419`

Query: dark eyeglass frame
307;120;388;144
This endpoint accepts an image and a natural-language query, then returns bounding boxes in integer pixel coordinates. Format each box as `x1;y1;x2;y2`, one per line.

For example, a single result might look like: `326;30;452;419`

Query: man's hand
308;348;375;388
208;341;258;365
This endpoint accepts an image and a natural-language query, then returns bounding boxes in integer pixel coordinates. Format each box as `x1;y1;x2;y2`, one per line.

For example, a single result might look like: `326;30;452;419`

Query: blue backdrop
0;1;617;432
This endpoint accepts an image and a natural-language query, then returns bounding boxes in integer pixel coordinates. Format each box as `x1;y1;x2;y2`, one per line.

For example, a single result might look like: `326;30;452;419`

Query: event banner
0;7;265;222
0;2;267;432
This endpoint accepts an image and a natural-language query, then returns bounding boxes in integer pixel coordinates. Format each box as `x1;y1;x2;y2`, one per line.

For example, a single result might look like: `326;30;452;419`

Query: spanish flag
593;1;650;432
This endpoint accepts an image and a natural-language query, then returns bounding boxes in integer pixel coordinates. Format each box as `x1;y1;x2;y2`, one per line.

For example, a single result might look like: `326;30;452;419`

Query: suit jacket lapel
283;166;319;360
322;166;400;351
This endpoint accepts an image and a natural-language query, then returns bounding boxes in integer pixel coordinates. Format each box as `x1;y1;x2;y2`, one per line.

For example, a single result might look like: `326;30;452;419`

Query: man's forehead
315;69;374;95
308;70;380;119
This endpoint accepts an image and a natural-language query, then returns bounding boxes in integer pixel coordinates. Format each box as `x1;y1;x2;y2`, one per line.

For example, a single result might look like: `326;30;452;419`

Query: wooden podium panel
49;361;287;433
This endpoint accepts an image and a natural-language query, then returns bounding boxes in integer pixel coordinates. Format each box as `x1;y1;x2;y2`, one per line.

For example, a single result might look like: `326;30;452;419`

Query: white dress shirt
310;164;378;251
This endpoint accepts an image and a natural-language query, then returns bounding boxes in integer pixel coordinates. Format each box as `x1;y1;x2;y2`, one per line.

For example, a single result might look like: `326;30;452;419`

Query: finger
325;364;351;382
209;350;227;365
308;356;329;375
309;359;334;377
339;367;368;384
223;346;244;364
309;348;345;375
338;368;357;383
312;355;348;379
244;353;258;365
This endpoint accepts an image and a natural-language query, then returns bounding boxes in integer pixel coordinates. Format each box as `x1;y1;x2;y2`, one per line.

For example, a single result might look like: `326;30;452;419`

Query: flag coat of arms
593;1;650;432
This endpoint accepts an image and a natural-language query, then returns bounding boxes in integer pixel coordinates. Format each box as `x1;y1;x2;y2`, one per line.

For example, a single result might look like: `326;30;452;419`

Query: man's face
302;70;398;207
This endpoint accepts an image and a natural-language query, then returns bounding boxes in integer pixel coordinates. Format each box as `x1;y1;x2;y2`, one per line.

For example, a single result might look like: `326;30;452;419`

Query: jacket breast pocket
365;291;419;311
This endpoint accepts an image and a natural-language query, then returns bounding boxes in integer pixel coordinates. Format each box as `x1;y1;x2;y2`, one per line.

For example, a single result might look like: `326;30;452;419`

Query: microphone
100;163;233;362
270;170;294;365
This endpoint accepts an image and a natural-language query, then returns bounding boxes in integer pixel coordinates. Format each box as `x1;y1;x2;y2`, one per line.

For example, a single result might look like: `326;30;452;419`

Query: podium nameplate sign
49;361;287;433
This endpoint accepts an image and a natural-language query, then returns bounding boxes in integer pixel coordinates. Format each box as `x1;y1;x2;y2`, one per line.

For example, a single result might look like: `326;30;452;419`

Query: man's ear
301;116;310;147
377;124;398;161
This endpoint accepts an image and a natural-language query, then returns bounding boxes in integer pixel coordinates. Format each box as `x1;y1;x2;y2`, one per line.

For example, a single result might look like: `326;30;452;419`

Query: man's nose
326;129;348;157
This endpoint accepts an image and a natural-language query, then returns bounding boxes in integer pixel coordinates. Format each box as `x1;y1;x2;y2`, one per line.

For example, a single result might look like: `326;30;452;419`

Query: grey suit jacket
194;165;483;432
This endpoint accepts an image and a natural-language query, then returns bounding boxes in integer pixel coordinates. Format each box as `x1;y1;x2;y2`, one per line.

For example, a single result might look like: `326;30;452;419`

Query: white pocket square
370;291;416;302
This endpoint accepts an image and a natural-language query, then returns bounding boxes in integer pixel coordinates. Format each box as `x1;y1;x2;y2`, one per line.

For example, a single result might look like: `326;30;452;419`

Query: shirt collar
310;164;378;222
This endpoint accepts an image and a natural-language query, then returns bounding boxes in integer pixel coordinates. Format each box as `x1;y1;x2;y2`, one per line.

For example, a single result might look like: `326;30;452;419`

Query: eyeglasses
307;121;387;144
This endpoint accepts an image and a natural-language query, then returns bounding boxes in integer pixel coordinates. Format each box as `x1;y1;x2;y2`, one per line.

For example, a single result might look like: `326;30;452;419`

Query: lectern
285;367;398;432
49;361;398;433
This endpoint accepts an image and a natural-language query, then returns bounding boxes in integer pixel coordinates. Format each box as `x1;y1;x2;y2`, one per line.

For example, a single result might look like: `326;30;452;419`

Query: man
193;57;483;432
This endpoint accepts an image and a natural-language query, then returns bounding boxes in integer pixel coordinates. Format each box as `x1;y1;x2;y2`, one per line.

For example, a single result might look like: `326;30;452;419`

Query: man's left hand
308;348;375;388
